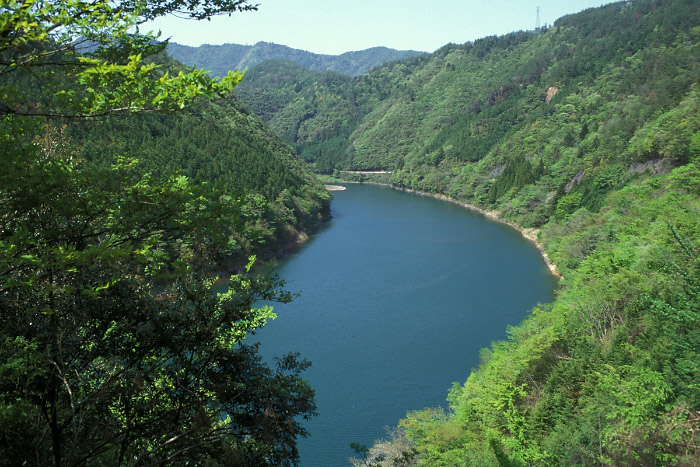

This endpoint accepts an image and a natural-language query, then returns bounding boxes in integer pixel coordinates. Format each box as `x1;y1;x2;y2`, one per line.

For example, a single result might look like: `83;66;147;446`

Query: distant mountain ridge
166;41;426;77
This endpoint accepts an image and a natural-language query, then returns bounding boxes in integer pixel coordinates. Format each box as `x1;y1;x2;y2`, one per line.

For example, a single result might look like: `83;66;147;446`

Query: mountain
232;1;700;465
233;59;360;154
249;0;700;224
166;41;426;77
0;7;328;464
66;53;331;267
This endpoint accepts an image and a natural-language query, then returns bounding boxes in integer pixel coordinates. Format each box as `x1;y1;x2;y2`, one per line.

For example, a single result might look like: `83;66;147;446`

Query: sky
147;1;613;55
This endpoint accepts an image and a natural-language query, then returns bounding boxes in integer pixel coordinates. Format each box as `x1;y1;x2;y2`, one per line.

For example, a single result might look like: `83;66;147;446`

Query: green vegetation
394;167;700;465
234;60;369;173
0;1;326;465
225;0;700;465
4;0;699;464
167;41;425;78
66;55;331;266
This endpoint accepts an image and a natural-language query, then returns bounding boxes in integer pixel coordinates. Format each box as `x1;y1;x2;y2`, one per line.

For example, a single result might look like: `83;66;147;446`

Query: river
252;183;557;466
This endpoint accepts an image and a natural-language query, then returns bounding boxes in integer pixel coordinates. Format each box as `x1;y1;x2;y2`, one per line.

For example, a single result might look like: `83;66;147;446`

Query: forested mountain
233;60;364;172
67;55;331;267
0;2;326;465
166;41;425;77
227;1;700;465
248;0;700;188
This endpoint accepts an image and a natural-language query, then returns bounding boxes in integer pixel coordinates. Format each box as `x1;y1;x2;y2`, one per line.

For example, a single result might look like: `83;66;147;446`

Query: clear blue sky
148;0;612;55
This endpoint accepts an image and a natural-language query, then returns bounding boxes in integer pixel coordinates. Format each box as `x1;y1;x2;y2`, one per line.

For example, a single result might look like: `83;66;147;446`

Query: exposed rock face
628;158;675;176
565;171;584;192
545;85;560;103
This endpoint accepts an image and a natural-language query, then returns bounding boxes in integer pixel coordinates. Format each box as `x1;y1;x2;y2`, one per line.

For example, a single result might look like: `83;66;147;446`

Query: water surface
254;183;556;466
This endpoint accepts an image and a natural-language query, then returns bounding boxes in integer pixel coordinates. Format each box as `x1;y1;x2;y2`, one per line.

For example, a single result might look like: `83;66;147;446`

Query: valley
1;0;698;465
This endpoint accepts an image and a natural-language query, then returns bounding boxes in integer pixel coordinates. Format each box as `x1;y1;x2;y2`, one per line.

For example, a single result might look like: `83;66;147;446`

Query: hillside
232;0;700;465
166;41;425;77
253;0;700;228
0;3;325;464
65;54;331;266
69;107;330;268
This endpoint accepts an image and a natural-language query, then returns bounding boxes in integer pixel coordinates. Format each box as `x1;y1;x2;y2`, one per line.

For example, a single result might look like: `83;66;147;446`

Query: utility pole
536;6;541;33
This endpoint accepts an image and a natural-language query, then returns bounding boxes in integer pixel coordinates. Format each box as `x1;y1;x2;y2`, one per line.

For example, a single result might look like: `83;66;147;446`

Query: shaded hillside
66;54;331;266
233;59;375;172
235;54;432;172
166;41;425;77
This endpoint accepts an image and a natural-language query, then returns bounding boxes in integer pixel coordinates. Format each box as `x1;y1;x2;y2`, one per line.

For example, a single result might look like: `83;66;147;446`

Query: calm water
253;183;556;466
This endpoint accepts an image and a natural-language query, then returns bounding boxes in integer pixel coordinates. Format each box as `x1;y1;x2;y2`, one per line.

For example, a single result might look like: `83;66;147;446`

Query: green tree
0;1;317;465
0;0;250;117
553;192;582;220
647;226;700;407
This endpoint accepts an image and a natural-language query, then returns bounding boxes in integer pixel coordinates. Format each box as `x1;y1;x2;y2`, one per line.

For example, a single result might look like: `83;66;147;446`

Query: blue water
253;183;557;466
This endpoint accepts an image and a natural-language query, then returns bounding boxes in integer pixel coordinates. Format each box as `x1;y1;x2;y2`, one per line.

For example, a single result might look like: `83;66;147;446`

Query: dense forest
208;0;700;465
66;54;331;266
2;0;699;465
0;1;328;465
167;41;425;78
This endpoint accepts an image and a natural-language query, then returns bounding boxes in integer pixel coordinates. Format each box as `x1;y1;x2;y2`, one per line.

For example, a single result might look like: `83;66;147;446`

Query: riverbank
335;180;561;279
217;209;331;280
255;182;557;466
398;187;561;279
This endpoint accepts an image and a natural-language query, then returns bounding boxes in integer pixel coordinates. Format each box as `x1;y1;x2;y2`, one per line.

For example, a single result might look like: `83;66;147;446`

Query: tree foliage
0;138;316;465
0;0;246;118
0;1;319;465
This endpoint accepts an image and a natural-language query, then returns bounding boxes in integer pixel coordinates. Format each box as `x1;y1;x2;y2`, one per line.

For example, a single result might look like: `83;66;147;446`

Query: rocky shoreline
397;187;561;279
334;181;561;279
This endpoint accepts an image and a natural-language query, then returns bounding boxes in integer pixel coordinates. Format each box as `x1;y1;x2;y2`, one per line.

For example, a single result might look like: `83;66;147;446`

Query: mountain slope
166;41;425;77
234;1;700;465
66;54;331;266
258;0;700;225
